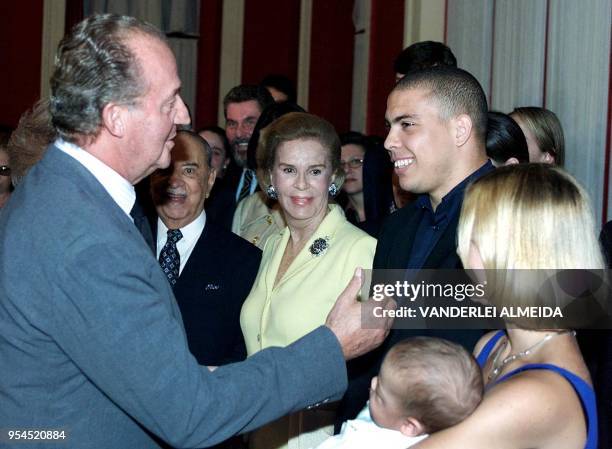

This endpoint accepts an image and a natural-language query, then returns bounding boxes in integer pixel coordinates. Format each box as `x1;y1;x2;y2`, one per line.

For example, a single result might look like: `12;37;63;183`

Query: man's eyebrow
388;114;418;124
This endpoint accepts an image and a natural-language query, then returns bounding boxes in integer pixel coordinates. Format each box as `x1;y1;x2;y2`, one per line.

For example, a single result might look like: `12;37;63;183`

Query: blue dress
476;331;597;449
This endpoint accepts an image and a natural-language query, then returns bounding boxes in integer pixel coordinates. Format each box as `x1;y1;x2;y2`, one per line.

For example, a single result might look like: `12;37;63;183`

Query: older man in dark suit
150;130;260;367
0;14;391;449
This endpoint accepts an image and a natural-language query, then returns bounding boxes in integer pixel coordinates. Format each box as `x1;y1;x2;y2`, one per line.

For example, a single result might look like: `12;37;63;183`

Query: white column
297;0;313;110
41;0;67;99
218;0;245;125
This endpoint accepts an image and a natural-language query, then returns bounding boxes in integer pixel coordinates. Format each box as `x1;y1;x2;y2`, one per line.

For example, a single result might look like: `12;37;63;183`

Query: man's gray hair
50;14;167;144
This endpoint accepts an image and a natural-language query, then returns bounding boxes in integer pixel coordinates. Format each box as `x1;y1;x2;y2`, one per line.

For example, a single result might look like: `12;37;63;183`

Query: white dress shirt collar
156;210;206;274
55;138;135;218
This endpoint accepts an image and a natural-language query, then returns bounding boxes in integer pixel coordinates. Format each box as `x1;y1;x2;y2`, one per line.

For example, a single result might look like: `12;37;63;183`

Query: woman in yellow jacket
241;112;376;449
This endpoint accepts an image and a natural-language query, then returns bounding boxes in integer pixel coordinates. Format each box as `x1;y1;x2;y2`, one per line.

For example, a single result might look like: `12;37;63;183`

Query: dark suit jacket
0;145;347;448
335;201;482;430
156;220;261;366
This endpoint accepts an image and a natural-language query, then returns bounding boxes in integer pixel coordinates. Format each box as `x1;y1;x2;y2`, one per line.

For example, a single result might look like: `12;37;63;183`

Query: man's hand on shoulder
325;268;395;360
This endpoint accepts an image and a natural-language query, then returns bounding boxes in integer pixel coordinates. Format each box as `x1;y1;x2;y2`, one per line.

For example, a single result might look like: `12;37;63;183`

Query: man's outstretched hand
325;268;395;360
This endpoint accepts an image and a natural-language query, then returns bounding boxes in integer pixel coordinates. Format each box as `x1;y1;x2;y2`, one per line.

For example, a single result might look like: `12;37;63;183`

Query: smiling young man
337;66;493;428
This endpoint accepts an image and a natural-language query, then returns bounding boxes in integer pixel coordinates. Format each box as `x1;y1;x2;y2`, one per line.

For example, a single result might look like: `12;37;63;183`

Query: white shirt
314;406;427;449
56;139;135;219
156;210;206;275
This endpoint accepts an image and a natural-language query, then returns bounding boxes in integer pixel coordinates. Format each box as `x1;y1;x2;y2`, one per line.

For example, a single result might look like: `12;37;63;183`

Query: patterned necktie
237;169;254;203
159;229;183;286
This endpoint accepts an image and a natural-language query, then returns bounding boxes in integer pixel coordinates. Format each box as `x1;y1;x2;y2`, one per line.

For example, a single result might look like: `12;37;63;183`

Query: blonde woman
415;164;600;449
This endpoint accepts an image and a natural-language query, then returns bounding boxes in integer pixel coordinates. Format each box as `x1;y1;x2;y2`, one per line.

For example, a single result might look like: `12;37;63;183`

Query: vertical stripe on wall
241;0;301;86
195;0;223;129
490;0;547;112
218;0;245;125
308;0;354;133
297;0;312;109
41;1;66;100
0;1;44;128
546;0;611;225
350;0;371;132
446;0;494;105
366;0;404;137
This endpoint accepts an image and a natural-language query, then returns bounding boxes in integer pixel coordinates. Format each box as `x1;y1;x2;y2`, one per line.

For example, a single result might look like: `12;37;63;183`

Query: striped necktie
237;169;254;203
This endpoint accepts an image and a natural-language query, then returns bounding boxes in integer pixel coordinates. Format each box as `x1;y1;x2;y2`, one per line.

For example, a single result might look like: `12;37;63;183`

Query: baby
316;337;483;449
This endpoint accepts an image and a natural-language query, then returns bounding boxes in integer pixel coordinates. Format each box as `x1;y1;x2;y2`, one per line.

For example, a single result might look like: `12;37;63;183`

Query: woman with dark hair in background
485;111;529;167
338;132;394;237
198;126;231;179
199;125;236;230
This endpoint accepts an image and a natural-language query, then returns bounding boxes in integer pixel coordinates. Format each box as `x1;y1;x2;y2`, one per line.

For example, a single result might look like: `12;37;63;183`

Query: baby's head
369;337;483;436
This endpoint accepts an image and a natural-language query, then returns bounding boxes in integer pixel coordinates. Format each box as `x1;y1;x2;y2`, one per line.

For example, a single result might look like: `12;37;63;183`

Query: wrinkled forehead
172;135;208;166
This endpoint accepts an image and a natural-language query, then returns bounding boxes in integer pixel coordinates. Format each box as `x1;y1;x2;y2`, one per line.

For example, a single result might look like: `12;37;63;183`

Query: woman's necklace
488;330;576;381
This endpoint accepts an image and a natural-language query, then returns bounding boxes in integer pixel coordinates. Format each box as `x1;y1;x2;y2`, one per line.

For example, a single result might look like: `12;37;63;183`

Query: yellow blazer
232;191;286;249
241;204;376;356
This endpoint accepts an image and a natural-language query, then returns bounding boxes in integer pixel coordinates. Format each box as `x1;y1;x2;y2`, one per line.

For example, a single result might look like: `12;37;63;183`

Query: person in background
485;111;529;167
393;41;457;81
6;98;55;186
510;106;565;166
0;144;12;209
338;131;394;237
415;164;599;449
241;112;377;449
198;126;231;179
261;74;297;104
317;337;483;449
232;101;305;248
224;84;275;203
199;125;235;230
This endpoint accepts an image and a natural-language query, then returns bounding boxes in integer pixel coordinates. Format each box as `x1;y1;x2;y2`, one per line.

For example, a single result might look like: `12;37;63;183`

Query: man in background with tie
150;129;260;368
204;84;273;229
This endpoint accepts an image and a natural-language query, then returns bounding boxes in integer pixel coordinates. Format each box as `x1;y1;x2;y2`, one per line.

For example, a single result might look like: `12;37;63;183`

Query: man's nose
174;95;190;126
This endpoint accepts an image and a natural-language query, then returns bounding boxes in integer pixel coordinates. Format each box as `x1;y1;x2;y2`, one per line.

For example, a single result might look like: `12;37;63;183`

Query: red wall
241;0;301;86
308;0;355;133
195;0;224;129
0;1;44;129
366;0;404;137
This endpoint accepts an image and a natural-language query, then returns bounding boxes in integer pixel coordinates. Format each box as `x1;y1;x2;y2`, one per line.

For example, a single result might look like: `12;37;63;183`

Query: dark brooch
309;237;330;257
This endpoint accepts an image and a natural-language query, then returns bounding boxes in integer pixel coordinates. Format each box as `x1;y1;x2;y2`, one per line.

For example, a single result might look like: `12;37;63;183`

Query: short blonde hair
457;164;605;320
256;112;345;190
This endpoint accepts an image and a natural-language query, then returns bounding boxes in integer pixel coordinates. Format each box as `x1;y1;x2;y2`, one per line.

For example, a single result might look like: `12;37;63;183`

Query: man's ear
101;102;127;138
453;114;473;148
504;157;520;166
399;416;425;437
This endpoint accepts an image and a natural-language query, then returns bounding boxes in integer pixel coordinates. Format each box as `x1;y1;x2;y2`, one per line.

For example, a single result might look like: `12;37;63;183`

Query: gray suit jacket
0;145;346;448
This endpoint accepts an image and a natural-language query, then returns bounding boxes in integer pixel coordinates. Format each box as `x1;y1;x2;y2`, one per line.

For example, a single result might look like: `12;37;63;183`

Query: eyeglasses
340;158;364;169
0;165;10;177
